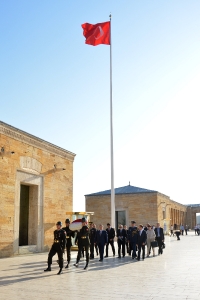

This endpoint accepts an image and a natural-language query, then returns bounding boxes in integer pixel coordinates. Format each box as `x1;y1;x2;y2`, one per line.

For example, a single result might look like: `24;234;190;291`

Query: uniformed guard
62;218;75;268
44;221;65;275
89;222;97;259
128;221;138;259
74;217;90;270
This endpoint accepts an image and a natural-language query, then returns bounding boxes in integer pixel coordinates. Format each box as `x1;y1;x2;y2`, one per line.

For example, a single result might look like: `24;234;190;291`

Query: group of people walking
44;218;165;274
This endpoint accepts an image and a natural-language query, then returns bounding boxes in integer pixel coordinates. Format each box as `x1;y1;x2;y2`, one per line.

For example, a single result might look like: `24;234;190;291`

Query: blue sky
1;1;200;210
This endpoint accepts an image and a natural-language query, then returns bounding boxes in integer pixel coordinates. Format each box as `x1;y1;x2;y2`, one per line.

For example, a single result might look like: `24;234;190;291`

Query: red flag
81;22;110;46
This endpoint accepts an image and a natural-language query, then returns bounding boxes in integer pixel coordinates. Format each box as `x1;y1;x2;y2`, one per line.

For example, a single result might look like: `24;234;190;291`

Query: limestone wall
0;122;75;257
86;192;188;232
86;193;158;230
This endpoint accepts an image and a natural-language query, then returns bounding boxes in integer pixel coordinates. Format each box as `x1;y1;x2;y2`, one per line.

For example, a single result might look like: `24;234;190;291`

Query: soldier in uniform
44;221;65;275
62;218;75;268
74;217;90;270
89;222;97;259
128;221;138;259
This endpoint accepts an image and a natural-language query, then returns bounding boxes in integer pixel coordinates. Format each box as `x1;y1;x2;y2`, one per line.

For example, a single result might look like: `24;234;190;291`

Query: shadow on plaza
67;255;151;273
0;260;63;286
0;254;151;286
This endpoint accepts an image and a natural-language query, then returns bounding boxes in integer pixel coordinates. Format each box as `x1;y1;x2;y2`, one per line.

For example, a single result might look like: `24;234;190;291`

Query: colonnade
170;208;186;227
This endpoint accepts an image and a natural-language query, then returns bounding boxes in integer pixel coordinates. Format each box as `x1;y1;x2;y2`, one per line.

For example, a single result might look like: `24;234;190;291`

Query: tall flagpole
109;14;115;229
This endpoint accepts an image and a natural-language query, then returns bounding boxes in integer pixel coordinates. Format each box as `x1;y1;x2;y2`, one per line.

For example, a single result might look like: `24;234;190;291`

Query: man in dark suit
117;224;127;258
95;224;108;261
154;222;164;255
136;224;147;261
105;223;115;257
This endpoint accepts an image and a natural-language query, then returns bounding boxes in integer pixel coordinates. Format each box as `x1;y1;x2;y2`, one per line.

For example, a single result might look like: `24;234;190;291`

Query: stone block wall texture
86;192;188;231
0;122;75;257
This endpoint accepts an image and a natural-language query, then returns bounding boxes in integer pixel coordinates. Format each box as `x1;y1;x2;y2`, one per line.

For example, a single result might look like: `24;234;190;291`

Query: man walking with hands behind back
105;223;115;257
154;222;164;255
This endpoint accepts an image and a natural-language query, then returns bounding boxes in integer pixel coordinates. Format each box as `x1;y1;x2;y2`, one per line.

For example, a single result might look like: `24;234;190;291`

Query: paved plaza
0;231;200;300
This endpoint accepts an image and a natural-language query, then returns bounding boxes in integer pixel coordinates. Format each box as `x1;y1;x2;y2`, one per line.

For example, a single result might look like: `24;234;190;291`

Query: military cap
65;218;70;224
56;221;62;226
82;217;86;222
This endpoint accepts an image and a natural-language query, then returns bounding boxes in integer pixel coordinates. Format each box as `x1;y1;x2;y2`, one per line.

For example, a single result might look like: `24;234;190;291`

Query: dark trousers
181;230;184;235
125;241;129;254
175;232;180;240
156;237;163;254
76;245;89;264
118;239;125;257
185;229;188;235
130;241;137;258
98;243;105;260
137;243;145;260
106;240;115;256
90;242;95;258
48;244;63;269
95;244;99;255
66;245;71;263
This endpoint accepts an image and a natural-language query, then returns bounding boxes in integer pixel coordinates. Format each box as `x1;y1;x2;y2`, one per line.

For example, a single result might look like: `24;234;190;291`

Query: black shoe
57;268;63;275
84;264;88;270
44;267;51;272
65;263;69;269
104;255;108;258
113;254;115;257
74;263;78;267
99;259;103;262
118;256;121;258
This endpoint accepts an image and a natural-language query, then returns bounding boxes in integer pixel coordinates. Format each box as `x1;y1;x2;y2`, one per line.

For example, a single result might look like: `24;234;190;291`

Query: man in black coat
95;224;108;261
154;222;164;255
62;218;75;268
44;221;65;275
136;224;147;261
74;218;90;270
128;221;138;259
117;224;127;258
105;223;115;257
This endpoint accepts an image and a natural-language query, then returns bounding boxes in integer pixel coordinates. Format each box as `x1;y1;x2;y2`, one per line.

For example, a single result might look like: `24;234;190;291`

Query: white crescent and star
93;26;104;39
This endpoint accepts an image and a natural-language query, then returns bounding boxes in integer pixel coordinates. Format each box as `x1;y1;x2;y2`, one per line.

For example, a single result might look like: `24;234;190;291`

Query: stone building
85;184;188;231
0;121;75;258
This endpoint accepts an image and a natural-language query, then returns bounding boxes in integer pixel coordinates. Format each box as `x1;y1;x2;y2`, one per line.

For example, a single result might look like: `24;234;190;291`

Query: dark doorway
115;211;126;228
19;185;30;246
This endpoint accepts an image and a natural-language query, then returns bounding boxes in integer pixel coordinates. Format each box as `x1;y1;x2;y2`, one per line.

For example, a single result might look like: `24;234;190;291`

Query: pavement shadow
66;255;157;273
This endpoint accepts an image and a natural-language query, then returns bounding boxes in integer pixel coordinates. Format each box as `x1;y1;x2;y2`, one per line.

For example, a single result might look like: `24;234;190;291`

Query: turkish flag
81;22;110;46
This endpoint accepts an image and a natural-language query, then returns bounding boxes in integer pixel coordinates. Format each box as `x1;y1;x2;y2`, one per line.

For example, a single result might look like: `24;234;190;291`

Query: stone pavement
0;231;200;300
